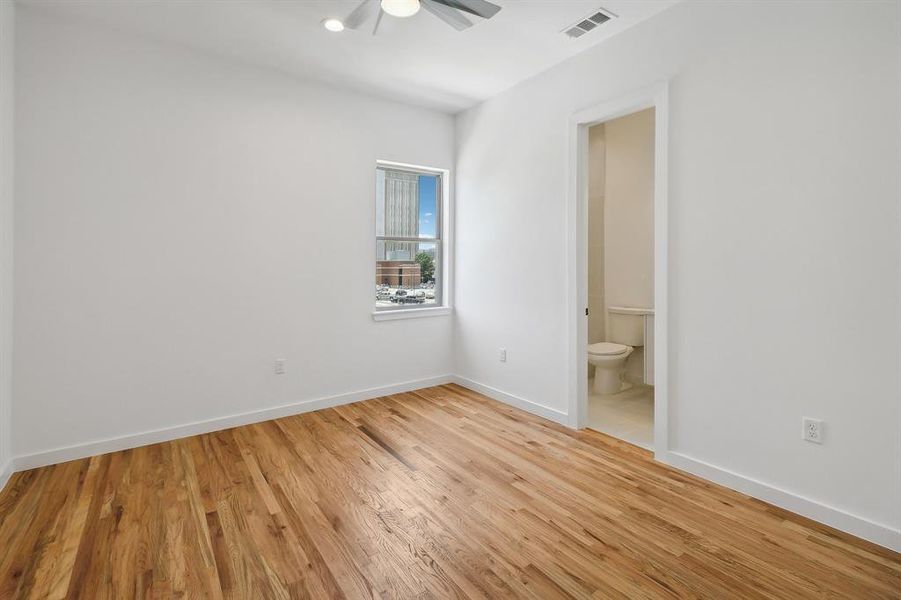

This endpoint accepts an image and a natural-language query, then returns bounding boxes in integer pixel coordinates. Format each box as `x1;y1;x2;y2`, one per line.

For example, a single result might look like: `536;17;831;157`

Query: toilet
587;342;633;394
587;309;647;395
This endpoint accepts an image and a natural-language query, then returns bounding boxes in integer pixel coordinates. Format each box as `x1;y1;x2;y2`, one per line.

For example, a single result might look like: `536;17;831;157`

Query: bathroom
586;108;655;449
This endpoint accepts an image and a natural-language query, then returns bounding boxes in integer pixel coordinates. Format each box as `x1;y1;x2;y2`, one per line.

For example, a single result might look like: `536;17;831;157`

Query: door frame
565;82;670;458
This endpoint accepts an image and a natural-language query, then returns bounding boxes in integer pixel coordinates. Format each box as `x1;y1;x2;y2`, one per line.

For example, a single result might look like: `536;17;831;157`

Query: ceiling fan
342;0;502;34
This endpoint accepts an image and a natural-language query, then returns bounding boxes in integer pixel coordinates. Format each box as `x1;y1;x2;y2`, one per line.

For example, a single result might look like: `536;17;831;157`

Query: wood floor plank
0;383;899;599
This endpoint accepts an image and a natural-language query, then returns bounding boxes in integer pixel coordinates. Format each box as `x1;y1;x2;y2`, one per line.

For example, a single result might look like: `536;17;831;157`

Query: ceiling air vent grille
563;7;616;39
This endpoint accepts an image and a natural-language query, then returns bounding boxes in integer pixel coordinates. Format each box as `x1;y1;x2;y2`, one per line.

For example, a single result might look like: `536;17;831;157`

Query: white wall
0;0;13;479
14;8;454;458
456;0;901;546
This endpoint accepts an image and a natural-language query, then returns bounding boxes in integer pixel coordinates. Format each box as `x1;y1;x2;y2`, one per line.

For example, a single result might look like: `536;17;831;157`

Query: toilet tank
608;310;645;346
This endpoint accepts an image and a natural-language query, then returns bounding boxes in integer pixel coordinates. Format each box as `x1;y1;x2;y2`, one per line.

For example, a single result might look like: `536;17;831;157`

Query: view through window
375;165;441;309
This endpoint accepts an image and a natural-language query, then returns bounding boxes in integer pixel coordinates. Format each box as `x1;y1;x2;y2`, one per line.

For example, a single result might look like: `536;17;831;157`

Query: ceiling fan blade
430;0;501;20
344;0;377;30
421;0;473;31
372;6;385;35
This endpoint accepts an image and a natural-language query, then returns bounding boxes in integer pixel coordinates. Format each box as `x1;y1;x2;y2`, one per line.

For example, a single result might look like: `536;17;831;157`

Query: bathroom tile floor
587;380;654;450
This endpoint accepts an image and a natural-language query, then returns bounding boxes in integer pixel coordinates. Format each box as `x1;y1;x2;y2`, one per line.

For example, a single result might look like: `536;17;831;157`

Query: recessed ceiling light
381;0;421;18
322;18;345;32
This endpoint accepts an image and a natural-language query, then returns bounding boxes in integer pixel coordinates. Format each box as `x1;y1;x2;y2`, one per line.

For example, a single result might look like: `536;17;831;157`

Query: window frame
373;160;452;321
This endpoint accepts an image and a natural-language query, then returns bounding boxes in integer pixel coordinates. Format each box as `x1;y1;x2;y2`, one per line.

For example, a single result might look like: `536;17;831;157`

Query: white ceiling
21;0;678;113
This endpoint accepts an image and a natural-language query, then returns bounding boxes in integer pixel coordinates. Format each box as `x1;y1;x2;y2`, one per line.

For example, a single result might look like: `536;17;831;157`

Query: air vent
588;11;611;25
563;7;616;39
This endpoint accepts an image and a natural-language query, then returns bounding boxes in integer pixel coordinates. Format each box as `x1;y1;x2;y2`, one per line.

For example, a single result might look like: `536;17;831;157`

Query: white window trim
372;159;453;321
372;306;453;321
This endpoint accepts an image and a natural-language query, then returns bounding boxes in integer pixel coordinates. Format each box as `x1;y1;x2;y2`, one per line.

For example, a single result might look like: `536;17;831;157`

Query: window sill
372;306;452;321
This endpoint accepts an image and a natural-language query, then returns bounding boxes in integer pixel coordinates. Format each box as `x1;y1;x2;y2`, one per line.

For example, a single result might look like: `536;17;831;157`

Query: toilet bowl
587;342;633;395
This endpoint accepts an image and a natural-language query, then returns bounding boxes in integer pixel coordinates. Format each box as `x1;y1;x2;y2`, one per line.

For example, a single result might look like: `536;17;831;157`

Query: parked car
392;289;426;304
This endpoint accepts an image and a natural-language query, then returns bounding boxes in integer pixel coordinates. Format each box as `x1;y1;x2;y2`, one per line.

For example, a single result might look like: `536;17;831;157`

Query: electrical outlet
499;348;507;363
274;359;286;375
802;417;823;444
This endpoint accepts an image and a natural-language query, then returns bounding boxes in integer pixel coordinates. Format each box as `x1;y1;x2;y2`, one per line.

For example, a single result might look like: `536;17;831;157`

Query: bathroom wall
604;108;655;311
604;108;655;383
587;124;605;349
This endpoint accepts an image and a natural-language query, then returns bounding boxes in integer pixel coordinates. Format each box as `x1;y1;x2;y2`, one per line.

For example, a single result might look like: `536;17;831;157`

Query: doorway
566;84;669;458
585;109;655;448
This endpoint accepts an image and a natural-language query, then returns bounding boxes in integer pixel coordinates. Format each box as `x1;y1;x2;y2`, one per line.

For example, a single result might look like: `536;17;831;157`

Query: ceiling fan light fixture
381;0;421;18
322;17;345;32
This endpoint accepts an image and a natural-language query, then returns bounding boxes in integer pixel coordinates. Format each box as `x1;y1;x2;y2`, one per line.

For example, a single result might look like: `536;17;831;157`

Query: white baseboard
12;374;453;472
0;458;12;494
661;451;901;553
450;375;569;426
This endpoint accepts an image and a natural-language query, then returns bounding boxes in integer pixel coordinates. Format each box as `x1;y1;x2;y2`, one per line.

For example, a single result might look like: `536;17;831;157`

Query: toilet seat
587;342;631;356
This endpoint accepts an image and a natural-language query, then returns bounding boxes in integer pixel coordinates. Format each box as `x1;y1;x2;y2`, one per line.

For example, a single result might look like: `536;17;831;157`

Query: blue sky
419;175;437;238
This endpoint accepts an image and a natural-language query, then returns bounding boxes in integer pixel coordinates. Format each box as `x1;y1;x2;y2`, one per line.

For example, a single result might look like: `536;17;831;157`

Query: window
375;163;444;312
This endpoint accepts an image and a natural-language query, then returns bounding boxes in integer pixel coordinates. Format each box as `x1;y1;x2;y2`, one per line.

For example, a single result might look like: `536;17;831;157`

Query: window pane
376;241;440;308
418;174;438;238
376;168;440;240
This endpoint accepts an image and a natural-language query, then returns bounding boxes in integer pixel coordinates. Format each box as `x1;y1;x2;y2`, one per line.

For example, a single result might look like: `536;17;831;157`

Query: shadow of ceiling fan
343;0;502;34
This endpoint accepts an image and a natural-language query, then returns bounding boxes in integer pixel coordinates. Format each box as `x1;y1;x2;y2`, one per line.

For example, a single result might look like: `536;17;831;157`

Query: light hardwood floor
0;384;899;599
